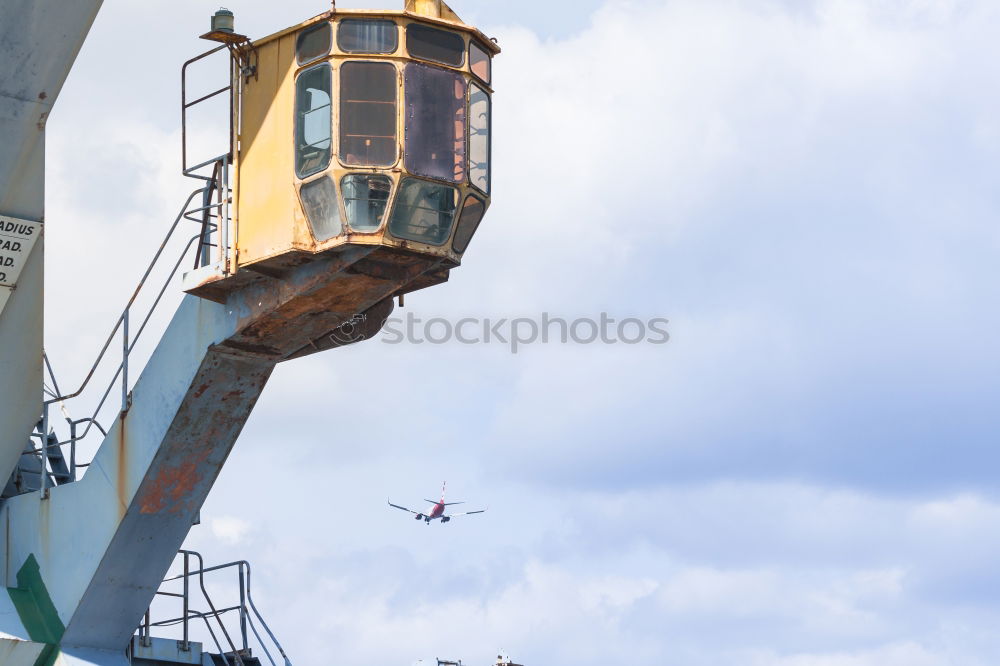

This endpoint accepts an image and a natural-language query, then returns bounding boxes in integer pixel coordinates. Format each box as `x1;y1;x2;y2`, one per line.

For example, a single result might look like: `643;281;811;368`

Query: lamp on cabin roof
202;7;249;44
212;8;235;33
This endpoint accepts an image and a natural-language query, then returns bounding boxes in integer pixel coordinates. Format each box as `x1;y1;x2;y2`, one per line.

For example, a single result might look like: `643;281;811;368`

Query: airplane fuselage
416;502;449;523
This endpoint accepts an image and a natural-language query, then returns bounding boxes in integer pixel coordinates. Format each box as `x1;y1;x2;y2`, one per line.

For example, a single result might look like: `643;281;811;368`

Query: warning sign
0;215;41;289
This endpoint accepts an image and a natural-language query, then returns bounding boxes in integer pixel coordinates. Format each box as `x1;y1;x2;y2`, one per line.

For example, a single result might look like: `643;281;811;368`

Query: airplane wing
445;508;487;518
388;499;422;515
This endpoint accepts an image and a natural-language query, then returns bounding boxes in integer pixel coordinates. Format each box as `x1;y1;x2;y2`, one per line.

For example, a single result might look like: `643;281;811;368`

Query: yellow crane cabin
186;0;499;308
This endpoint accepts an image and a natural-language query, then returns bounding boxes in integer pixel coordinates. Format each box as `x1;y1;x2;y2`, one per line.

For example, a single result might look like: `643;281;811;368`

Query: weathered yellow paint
189;2;499;301
405;0;463;22
235;33;303;267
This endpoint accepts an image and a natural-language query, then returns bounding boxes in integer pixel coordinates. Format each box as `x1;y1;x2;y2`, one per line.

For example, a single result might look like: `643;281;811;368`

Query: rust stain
138;448;211;515
38;496;50;565
38;91;47;100
117;418;129;516
36;111;48;131
193;382;211;399
220;389;245;403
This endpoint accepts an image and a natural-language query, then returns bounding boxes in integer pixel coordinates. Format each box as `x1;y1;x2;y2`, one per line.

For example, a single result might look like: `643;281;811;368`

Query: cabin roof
251;9;501;54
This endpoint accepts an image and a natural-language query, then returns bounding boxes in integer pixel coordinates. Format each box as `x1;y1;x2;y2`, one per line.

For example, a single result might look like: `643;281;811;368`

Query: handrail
243;611;277;666
141;607;235;666
180;550;245;666
190;609;235;666
150;603;243;627
10;37;241;503
141;550;291;666
27;166;233;493
240;561;291;666
43;228;202;448
44;188;204;406
182;44;231;175
45;172;228;428
28;24;240;496
43;352;62;396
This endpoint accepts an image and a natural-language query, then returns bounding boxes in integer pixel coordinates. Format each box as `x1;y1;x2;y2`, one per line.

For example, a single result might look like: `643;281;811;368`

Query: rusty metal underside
189;243;452;359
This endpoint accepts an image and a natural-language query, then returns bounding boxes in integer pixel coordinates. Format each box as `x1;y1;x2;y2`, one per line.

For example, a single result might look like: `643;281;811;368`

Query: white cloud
210;515;253;546
746;641;955;666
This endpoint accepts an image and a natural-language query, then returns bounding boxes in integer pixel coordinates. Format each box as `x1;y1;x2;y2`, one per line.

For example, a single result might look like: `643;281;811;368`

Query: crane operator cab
183;0;498;312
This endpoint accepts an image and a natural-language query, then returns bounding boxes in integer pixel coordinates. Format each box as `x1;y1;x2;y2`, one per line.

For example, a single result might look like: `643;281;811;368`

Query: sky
38;0;1000;664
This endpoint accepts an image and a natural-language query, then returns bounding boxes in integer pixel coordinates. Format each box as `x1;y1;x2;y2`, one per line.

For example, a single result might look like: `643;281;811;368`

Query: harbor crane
0;1;497;664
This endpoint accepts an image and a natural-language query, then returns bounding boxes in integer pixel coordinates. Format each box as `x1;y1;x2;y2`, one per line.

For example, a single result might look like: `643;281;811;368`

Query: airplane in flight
388;483;486;524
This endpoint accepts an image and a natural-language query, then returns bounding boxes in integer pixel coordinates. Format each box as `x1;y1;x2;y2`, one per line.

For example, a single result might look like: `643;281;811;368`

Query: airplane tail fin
423;482;466;506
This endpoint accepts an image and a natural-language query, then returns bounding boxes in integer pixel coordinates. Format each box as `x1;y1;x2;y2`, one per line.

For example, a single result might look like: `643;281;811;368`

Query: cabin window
295;65;332;179
452;196;485;254
297;22;332;65
388;178;457;246
338;19;398;54
470;41;491;83
469;84;491;193
404;63;466;183
406;24;464;67
299;177;342;241
342;174;392;232
340;61;397;167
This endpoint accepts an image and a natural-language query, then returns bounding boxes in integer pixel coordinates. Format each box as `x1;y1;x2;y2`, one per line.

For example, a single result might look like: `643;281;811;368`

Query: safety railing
14;29;240;498
134;550;292;666
28;158;232;497
187;154;233;273
182;44;233;177
15;31;242;497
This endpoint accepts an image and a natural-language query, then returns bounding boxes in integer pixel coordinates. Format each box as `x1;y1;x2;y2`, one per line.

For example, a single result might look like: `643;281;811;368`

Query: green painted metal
6;554;64;666
33;644;59;666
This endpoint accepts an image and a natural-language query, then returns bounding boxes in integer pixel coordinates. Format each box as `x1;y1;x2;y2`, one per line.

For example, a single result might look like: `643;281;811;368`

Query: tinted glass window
300;177;342;241
470;41;491;83
406;24;464;67
469;84;490;193
295;65;332;178
297;23;332;65
340;61;397;167
389;178;457;246
338;19;397;53
452;196;485;254
404;63;466;183
342;174;392;232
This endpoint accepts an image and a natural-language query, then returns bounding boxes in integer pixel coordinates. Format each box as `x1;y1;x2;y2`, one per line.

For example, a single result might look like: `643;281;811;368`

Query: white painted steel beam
0;0;104;497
